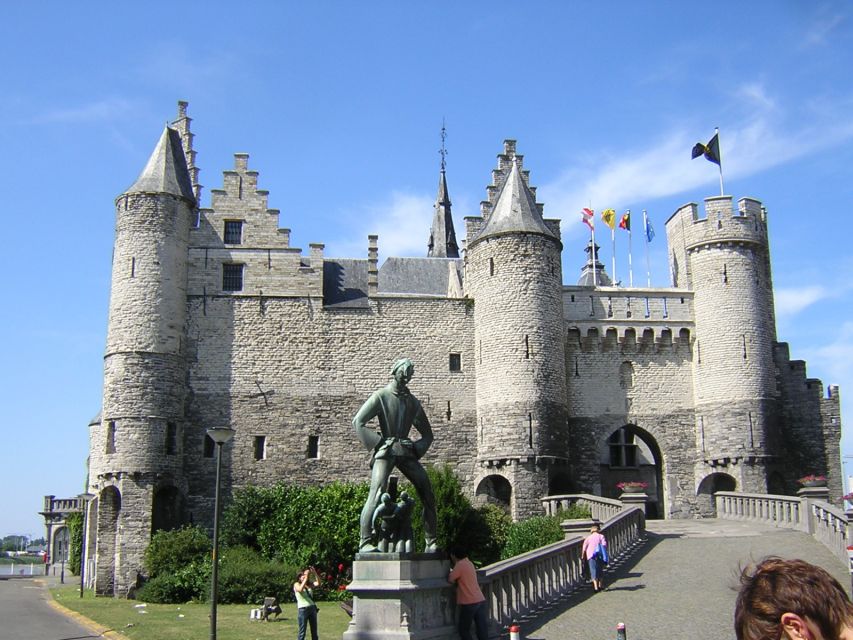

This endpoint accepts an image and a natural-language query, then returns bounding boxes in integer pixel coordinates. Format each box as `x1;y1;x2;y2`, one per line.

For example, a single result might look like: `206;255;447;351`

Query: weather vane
439;118;448;172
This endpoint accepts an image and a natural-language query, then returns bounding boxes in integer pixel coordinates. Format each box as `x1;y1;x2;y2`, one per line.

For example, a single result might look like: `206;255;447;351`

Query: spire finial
439;118;448;172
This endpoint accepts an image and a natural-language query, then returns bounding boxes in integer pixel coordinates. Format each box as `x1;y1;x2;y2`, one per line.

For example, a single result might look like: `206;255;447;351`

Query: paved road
525;519;850;640
0;576;100;640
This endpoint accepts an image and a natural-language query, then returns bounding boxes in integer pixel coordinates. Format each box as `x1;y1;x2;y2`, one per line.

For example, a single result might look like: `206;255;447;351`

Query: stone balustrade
715;491;850;565
540;493;624;522
478;499;645;636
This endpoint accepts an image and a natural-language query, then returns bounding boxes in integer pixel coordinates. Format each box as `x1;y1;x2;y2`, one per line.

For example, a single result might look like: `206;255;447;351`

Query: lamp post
206;427;235;640
78;492;94;598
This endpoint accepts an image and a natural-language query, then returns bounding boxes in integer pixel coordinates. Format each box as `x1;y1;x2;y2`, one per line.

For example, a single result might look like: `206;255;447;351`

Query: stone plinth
343;554;456;640
797;486;830;502
620;492;649;510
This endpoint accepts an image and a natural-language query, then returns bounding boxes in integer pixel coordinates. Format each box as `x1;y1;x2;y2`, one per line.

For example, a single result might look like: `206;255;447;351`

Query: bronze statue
354;358;438;553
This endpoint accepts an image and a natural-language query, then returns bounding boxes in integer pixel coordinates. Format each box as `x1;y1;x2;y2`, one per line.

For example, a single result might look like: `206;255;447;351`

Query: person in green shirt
293;566;320;640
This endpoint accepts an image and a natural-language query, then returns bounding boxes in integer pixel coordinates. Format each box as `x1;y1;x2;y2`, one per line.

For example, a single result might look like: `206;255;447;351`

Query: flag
618;211;630;231
601;208;616;229
644;216;655;242
691;133;721;165
581;207;594;230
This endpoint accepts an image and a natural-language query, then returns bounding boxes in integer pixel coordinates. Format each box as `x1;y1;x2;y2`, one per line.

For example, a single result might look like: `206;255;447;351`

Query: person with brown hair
735;557;853;640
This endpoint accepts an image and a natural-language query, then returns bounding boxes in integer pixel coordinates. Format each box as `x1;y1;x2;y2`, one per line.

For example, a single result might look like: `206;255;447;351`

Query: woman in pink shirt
581;524;607;592
449;545;488;640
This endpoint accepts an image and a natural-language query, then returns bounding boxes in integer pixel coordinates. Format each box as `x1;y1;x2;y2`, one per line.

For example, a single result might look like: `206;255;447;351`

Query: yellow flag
601;208;616;229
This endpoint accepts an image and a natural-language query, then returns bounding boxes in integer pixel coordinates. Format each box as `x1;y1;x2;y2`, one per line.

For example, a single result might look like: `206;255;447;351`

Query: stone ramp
524;518;850;640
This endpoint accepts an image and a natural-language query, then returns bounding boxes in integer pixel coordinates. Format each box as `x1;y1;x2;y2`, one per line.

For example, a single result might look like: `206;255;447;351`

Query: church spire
427;121;459;258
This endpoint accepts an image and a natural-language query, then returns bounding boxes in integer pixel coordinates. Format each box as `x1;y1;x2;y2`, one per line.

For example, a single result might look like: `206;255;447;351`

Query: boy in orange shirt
449;545;488;640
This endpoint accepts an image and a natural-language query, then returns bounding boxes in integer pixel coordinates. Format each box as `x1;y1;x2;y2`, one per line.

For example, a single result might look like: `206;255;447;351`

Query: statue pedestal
343;554;456;640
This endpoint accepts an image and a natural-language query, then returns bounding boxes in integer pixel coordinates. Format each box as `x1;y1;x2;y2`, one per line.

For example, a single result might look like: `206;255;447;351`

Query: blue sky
3;2;852;537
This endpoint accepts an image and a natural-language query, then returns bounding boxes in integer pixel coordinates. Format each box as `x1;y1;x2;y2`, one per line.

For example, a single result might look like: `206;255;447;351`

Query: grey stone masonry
84;103;842;597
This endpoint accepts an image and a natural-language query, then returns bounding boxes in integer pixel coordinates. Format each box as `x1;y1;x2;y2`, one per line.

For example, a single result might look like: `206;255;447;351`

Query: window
253;435;266;461
166;422;177;455
619;362;634;389
106;421;116;454
449;353;461;372
223;263;244;291
608;428;638;468
224;220;243;244
307;435;319;459
203;435;215;458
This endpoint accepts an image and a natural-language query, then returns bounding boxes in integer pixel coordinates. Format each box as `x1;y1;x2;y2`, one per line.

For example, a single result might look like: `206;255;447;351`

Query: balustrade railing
478;500;645;636
540;493;624;522
716;491;850;566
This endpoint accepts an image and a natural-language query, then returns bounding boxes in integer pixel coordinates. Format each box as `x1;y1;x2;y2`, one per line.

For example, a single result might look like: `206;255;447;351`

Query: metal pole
210;441;224;640
79;502;87;598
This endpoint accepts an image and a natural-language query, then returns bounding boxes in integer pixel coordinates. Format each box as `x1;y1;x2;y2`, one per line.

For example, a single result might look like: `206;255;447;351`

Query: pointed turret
125;126;196;203
474;158;556;243
427;168;459;257
577;241;612;286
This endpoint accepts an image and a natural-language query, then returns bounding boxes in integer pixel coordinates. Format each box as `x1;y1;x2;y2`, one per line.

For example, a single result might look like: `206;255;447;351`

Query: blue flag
644;215;655;242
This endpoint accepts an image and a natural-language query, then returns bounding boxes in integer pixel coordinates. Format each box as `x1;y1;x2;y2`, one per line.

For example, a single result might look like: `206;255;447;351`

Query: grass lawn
50;585;351;640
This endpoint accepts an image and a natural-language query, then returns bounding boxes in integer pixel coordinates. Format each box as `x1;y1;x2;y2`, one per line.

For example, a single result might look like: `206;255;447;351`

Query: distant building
84;102;841;595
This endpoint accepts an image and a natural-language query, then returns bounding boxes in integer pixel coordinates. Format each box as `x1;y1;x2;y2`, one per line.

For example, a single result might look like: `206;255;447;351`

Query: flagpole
627;210;633;288
643;210;652;287
591;219;597;288
611;225;616;286
716;127;724;196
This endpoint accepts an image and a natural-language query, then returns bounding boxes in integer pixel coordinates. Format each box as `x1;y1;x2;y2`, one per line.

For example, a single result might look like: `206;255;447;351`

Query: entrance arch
52;526;70;563
696;472;737;517
475;475;512;512
599;424;664;519
548;472;573;495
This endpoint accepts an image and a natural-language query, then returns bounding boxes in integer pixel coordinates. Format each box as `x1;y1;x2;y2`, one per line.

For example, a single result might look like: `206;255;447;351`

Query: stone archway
548;472;573;495
475;475;512;513
599;424;665;519
52;526;70;563
696;472;737;517
95;486;121;596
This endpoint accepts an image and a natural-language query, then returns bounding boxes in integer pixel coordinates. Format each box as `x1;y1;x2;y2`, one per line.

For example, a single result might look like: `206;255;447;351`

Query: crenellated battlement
477;139;544;220
566;324;692;353
667;195;769;255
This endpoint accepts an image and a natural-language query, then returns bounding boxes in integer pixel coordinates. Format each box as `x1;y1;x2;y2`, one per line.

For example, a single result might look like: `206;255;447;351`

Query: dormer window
224;220;243;245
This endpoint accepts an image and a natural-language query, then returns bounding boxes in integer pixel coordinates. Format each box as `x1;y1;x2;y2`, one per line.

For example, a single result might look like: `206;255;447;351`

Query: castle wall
181;295;478;526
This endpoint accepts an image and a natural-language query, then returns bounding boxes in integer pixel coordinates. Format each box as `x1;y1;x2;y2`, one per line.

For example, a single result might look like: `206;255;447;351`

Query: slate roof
379;257;463;296
473;158;555;243
323;259;369;308
125;126;196;202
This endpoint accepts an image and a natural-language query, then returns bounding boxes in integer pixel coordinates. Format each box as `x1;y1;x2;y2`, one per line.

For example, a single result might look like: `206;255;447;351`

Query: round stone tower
465;142;568;518
88;126;195;595
666;195;777;491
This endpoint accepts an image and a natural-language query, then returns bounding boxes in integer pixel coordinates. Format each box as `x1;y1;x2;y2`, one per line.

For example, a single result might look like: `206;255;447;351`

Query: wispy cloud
802;10;846;48
31;97;136;124
326;191;434;261
538;91;853;240
775;285;834;318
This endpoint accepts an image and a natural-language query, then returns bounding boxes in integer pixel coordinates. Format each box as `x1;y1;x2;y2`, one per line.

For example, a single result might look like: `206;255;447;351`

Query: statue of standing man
353;358;438;553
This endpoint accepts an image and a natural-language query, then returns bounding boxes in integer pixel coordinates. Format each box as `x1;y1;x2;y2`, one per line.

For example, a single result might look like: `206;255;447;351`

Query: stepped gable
379;257;463;296
472;153;555;244
125;126;195;202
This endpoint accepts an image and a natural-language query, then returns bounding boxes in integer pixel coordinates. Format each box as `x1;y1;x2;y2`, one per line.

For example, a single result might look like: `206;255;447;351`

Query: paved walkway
0;575;100;640
525;519;850;640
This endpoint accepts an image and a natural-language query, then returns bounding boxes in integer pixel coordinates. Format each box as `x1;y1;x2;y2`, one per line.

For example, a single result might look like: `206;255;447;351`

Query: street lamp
206;427;235;640
78;492;95;598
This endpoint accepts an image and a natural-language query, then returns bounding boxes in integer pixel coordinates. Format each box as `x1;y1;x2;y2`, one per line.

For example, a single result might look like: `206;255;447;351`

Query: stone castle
84;102;841;595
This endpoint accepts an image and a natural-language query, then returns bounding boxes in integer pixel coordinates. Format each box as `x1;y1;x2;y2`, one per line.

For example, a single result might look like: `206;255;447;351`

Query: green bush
401;464;474;552
561;503;592;520
464;504;512;566
500;513;564;560
66;512;83;577
217;546;299;605
137;561;210;603
144;525;211;577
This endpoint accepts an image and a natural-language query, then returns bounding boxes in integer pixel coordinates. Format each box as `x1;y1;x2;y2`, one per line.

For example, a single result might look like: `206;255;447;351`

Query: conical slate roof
125;126;195;202
474;159;555;242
